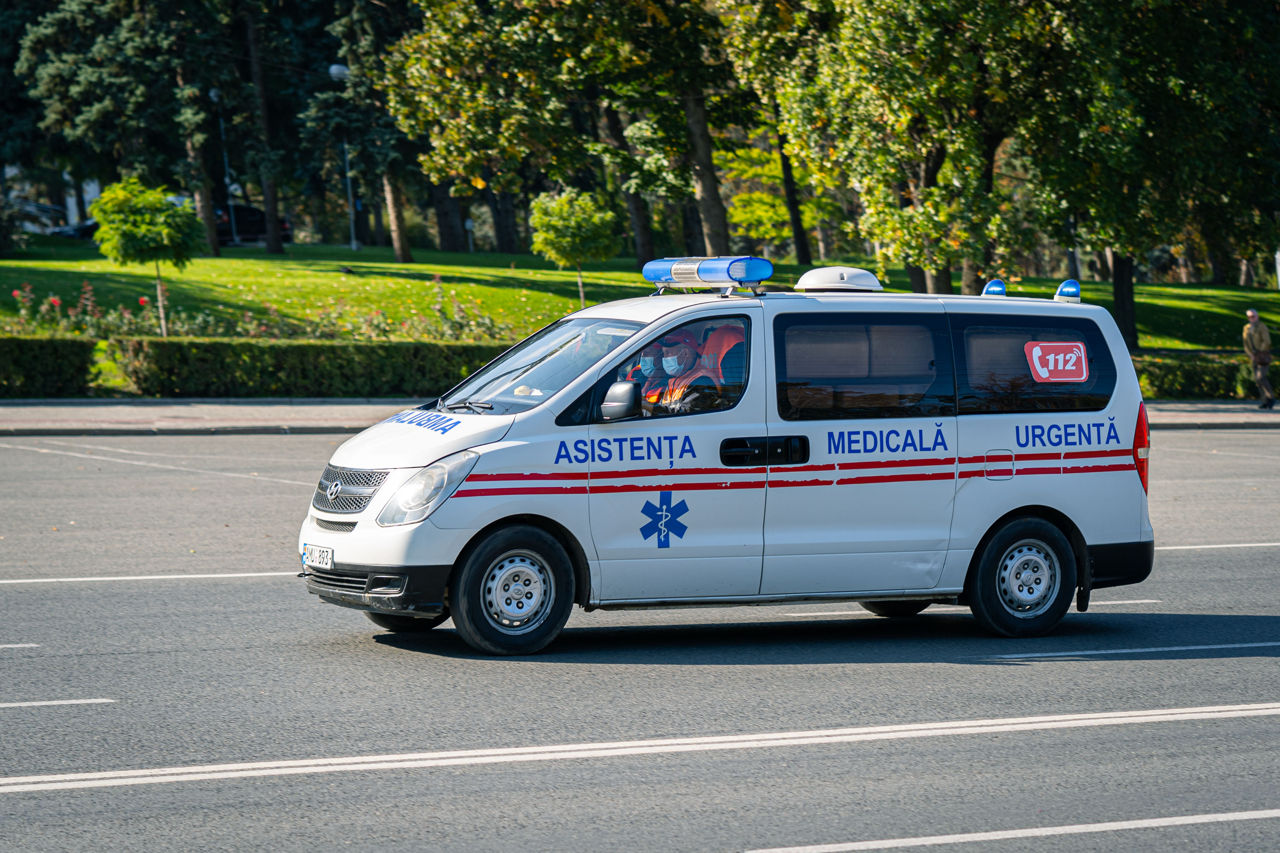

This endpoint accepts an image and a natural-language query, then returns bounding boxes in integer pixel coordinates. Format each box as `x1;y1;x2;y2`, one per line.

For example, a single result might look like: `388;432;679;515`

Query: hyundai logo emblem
326;480;342;502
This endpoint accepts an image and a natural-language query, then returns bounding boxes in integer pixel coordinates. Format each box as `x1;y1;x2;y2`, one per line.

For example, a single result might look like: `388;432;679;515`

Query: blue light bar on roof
1055;279;1082;303
642;256;773;286
982;279;1007;296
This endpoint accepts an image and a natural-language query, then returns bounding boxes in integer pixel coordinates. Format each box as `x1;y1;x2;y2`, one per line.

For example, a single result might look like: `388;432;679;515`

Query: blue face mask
663;355;683;376
639;356;656;377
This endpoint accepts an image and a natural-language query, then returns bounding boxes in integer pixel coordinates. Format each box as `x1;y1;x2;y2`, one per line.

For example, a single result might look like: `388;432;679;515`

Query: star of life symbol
639;491;689;549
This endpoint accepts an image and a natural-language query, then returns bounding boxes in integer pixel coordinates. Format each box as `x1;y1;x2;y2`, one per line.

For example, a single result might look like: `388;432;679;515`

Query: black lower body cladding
1088;541;1155;589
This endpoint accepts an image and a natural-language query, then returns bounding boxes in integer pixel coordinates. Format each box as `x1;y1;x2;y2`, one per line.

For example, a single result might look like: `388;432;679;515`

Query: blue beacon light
642;256;774;286
1055;279;1082;303
982;279;1006;296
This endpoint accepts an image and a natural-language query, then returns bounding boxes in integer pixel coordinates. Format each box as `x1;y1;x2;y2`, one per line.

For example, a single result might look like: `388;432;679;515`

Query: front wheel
364;611;448;633
969;518;1077;638
449;525;575;655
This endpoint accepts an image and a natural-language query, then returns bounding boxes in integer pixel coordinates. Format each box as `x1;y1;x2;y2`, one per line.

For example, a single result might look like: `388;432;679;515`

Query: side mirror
600;380;641;422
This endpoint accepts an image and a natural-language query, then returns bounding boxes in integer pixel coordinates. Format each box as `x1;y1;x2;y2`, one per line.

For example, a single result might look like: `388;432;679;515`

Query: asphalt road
0;431;1277;852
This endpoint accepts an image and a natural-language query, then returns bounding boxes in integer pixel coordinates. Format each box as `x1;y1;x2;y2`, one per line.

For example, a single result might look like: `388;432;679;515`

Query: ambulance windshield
437;318;643;414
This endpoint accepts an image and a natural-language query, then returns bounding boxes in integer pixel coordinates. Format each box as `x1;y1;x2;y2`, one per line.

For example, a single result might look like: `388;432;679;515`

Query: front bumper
302;562;453;618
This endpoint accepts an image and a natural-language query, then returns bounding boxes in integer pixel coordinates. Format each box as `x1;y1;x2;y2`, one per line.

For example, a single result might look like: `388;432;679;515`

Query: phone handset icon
1031;345;1050;379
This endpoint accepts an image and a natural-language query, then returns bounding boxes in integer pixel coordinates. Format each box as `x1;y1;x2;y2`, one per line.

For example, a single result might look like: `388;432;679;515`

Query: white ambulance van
298;257;1153;655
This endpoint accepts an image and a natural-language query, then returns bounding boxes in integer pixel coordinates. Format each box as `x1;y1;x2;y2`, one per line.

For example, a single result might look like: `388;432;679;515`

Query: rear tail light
1132;402;1150;493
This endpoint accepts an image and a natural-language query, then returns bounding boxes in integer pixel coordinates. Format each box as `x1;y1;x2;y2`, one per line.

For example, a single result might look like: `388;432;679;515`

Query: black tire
969;517;1077;637
860;601;930;618
449;525;575;655
364;611;448;633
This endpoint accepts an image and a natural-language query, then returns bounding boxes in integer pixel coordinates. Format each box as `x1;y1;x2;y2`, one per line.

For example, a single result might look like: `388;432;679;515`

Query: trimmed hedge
0;336;97;397
1131;350;1278;399
111;337;512;397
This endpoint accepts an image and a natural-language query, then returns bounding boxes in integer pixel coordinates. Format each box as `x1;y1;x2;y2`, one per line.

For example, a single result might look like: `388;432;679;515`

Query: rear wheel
449;525;575;655
969;518;1076;637
859;601;930;618
365;611;448;633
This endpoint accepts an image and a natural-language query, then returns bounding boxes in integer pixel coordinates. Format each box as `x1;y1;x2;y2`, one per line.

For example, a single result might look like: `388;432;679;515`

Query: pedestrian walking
1243;308;1275;409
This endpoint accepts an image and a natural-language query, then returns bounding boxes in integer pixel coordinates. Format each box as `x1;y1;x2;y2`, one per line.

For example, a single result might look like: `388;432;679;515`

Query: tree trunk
244;10;283;254
372;184;386;247
185;135;220;257
776;129;811;266
682;89;729;255
961;258;983;295
601;105;654;267
576;265;586;309
154;262;168;338
681;198;703;255
926;266;953;294
383;173;414;264
905;264;927;293
484;188;520;254
432;182;467;252
1096;249;1111;280
1109;250;1138;350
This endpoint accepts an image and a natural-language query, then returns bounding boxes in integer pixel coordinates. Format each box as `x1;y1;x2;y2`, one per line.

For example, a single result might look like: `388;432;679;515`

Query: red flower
139;296;150;307
49;297;62;308
10;289;19;299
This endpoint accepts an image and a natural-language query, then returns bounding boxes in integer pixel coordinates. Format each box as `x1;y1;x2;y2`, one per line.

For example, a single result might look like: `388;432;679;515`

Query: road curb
0;426;366;437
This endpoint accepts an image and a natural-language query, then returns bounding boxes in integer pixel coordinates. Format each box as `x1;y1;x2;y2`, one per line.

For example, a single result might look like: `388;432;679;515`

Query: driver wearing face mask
654;329;723;415
625;343;668;409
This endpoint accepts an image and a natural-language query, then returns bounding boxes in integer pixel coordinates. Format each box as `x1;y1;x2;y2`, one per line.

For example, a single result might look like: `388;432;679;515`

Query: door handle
720;437;767;466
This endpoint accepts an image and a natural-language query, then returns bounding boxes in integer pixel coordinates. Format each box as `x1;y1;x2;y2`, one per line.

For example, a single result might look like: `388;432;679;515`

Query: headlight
377;450;479;527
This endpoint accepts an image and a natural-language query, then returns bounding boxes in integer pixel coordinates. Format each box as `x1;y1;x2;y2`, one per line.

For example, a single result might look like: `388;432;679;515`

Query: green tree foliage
530;190;618;308
91;178;207;337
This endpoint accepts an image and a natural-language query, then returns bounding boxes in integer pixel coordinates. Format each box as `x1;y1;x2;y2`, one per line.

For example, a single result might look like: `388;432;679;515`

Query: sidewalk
2;397;1278;435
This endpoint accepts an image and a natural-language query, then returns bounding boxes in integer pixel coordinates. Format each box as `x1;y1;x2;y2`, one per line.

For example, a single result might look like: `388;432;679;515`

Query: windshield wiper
443;400;495;414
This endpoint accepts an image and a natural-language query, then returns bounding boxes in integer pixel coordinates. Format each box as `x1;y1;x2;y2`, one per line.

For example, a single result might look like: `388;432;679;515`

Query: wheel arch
450;514;592;607
961;505;1087;604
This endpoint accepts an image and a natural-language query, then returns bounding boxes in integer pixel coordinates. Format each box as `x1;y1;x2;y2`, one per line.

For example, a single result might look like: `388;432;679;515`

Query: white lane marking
0;644;39;649
2;702;1277;794
0;442;312;486
787;600;1160;617
990;641;1280;660
38;439;224;459
0;572;297;585
0;699;114;709
1162;445;1280;462
1157;542;1280;551
747;808;1280;852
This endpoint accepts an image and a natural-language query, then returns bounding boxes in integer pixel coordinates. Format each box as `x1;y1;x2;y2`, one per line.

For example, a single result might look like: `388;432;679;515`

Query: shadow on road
372;611;1280;667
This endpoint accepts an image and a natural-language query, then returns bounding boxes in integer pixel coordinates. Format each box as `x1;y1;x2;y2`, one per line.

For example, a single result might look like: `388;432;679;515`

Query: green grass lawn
3;237;1279;348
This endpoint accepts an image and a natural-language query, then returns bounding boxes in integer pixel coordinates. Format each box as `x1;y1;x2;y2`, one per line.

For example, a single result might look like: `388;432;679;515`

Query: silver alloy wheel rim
482;550;553;635
996;538;1060;619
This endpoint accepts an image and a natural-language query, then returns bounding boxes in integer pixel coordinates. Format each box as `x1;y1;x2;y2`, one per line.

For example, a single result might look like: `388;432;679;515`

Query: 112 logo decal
639;492;689;549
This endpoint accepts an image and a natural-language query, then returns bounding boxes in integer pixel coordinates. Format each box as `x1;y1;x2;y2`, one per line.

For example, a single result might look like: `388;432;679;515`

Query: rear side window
774;313;955;420
952;315;1116;413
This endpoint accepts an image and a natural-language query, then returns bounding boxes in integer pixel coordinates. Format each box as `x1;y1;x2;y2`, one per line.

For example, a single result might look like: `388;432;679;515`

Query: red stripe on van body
590;480;767;494
453;485;591;498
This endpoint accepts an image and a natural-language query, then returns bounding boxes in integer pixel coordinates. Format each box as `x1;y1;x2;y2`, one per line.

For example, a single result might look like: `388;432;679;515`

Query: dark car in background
49;219;99;240
216;204;291;245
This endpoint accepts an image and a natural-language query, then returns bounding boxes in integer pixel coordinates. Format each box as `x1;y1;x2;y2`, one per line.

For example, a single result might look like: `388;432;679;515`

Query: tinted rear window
952;315;1116;413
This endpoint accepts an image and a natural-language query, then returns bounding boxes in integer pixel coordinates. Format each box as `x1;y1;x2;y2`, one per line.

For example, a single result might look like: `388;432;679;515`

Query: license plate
302;543;334;570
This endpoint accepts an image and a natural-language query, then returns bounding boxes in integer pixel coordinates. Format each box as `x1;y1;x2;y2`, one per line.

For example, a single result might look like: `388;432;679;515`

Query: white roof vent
794;266;883;292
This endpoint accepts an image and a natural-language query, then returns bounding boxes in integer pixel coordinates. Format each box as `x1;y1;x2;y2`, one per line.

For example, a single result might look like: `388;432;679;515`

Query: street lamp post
208;88;240;246
328;64;360;252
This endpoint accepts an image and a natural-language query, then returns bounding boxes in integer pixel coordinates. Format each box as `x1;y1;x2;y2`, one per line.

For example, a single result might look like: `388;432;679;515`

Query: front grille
307;568;369;592
313;517;357;533
312;465;389;514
